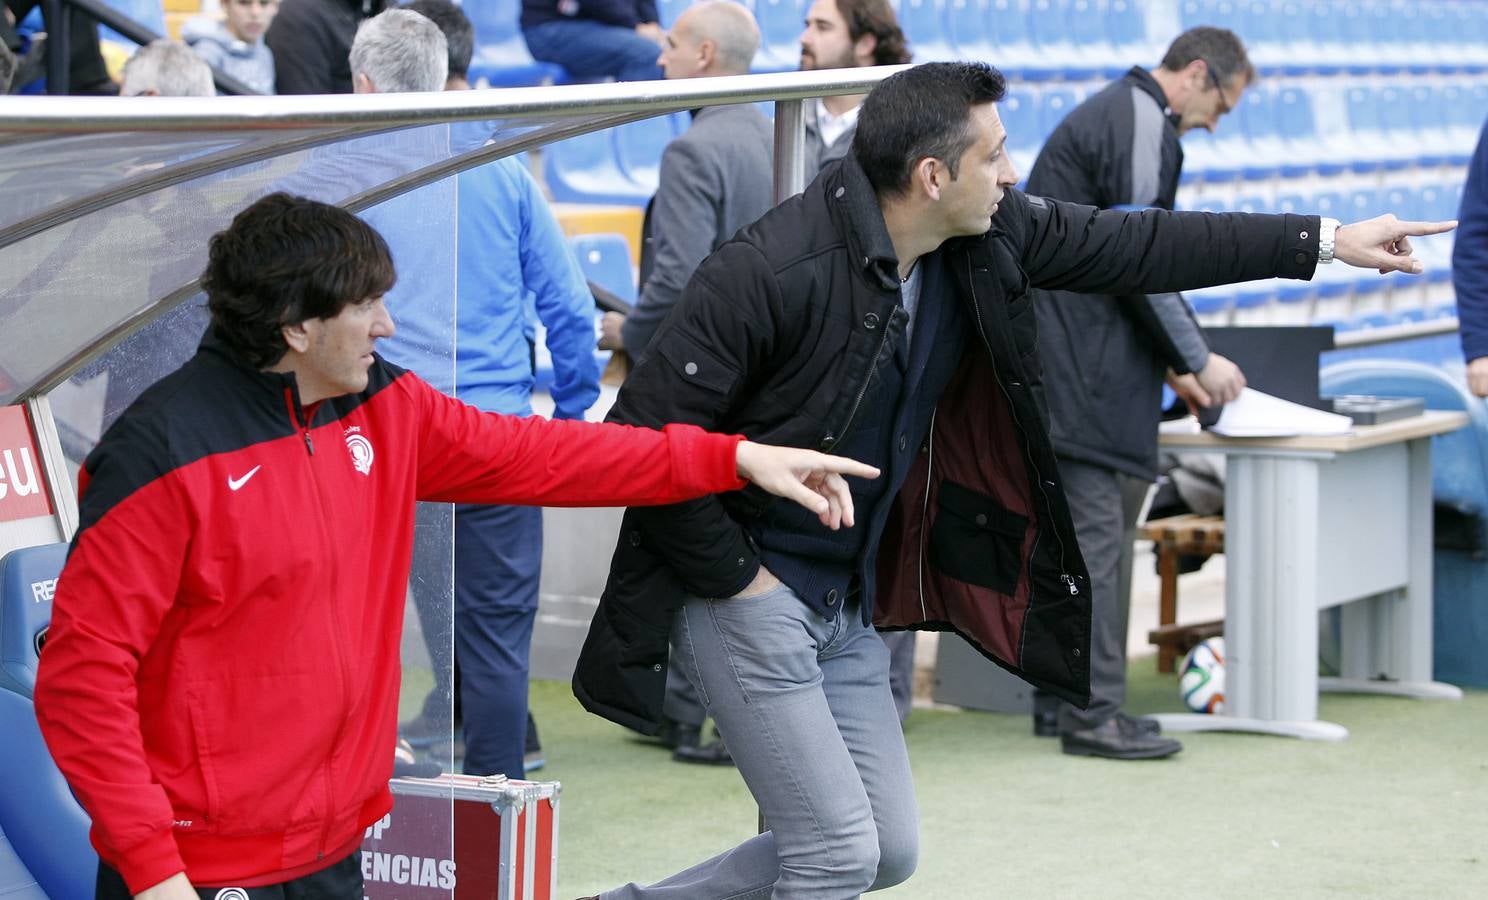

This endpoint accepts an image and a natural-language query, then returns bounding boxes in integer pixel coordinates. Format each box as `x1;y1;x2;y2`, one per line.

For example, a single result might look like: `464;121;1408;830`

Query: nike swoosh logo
227;466;261;492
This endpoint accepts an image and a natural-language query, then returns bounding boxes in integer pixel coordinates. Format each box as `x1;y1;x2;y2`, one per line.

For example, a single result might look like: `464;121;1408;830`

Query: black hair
853;62;1007;197
402;0;474;79
202;193;396;368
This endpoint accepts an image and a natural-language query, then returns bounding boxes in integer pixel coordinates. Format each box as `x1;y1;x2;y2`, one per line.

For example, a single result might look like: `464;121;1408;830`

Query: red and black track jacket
33;336;745;892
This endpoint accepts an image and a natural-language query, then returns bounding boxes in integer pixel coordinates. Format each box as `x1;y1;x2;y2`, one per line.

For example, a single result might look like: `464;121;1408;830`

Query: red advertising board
0;405;53;524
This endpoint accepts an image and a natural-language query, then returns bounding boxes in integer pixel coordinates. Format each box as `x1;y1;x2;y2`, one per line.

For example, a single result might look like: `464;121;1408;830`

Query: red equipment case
360;774;560;899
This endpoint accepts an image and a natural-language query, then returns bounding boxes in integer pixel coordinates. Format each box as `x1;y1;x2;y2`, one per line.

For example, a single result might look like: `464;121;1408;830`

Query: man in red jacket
33;193;877;900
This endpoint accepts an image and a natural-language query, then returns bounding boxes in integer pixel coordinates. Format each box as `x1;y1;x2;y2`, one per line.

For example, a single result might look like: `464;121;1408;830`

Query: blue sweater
378;156;600;419
1456;120;1488;363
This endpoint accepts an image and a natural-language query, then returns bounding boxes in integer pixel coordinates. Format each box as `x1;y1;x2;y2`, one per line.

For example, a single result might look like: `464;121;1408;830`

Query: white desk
1152;411;1468;740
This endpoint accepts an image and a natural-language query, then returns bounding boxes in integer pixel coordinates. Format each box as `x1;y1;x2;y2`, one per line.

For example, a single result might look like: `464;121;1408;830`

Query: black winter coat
572;155;1321;734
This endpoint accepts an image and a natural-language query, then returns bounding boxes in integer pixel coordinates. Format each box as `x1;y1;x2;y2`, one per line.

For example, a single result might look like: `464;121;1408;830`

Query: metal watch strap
1318;216;1339;265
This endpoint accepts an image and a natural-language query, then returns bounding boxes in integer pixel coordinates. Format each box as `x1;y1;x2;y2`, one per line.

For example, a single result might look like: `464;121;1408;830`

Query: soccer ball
1179;636;1226;714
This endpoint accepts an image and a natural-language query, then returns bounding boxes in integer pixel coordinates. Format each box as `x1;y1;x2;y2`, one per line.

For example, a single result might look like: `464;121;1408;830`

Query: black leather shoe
1116;711;1162;736
1061;719;1182;760
664;721;703;751
672;736;734;766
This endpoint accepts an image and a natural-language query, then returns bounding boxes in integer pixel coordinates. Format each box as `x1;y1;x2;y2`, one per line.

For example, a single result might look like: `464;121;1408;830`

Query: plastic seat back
946;0;992;59
0;689;96;900
0;543;65;699
544;129;650;206
901;0;956;60
570;233;638;303
614;114;684;192
752;0;805;72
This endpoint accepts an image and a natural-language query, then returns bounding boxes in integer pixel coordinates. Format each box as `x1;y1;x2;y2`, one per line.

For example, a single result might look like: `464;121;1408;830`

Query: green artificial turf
506;661;1487;899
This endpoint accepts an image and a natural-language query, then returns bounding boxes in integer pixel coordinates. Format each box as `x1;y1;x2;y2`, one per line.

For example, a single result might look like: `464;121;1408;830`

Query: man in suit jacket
598;0;773;765
799;0;910;173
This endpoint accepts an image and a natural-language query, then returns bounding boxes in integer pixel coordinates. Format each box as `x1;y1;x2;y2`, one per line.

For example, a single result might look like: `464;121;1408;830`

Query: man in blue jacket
1457;118;1488;397
352;6;601;780
521;0;663;82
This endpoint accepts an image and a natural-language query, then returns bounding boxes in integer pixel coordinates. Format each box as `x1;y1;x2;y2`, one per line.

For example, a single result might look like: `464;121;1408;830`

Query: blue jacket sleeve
1455;120;1488;363
515;163;601;420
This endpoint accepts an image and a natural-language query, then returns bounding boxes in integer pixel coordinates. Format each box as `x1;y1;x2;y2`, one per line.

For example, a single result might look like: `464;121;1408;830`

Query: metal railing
0;66;904;402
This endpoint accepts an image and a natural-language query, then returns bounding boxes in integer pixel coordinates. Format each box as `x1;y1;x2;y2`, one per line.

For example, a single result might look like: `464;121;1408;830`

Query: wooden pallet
1139;514;1226;673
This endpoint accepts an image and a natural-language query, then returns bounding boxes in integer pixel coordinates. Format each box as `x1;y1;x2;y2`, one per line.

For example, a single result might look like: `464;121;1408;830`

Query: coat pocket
929;479;1028;596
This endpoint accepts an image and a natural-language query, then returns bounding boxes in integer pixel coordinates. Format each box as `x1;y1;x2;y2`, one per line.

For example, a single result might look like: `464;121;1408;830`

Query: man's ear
697;37;717;72
914;156;943;202
281;320;311;355
353;72;376;94
854;32;878;67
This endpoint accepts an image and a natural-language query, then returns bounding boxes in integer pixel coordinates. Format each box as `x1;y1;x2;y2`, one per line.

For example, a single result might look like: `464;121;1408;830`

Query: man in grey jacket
798;0;910;172
598;0;774;765
1026;27;1254;760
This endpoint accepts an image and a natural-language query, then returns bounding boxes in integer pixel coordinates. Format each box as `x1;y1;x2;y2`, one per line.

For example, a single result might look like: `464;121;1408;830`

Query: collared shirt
814;97;861;151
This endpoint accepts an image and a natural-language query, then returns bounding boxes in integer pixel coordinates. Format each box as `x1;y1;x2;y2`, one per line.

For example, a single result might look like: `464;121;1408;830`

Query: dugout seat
570;233;638;304
545;129;652;207
0;542;65;698
751;0;805;74
0;542;96;900
613;114;684;192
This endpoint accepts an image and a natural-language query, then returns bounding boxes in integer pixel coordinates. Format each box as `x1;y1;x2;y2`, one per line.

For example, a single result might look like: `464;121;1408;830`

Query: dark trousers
412;502;543;779
97;852;361;899
1055;458;1151;732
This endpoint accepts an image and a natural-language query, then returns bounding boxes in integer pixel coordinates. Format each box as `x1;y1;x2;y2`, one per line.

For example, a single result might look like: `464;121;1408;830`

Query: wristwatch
1318;217;1339;265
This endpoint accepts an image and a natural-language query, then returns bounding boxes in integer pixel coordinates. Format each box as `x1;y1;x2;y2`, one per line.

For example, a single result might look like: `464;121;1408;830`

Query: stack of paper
1209;388;1354;438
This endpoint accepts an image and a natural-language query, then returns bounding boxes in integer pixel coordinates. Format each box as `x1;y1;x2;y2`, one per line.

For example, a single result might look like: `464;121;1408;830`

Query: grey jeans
602;584;919;899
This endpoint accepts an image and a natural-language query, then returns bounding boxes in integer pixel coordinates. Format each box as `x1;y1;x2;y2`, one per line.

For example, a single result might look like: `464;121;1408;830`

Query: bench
1139;514;1225;673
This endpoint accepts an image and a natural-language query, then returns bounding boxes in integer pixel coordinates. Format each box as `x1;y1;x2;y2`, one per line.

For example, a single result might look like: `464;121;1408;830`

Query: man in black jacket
1025;27;1253;760
267;0;388;94
574;62;1451;899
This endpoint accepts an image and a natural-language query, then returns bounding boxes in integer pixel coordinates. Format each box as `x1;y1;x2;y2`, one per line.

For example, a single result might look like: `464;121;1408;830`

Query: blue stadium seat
570;233;638;303
1342;85;1392;173
657;0;693;28
544;129;652;206
98;0;165;46
613;113;685;192
464;0;567;86
984;0;1048;79
0;543;65;698
752;0;805;73
1065;0;1123;78
1027;0;1099;80
1037;88;1078;144
945;0;992;61
901;0;956;61
1236;87;1281;180
998;87;1041;180
1320;360;1488;687
0;543;97;900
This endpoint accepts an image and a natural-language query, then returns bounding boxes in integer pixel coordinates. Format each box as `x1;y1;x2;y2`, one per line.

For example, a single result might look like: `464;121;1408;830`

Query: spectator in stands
798;0;919;724
573;60;1453;899
35;188;874;899
520;0;663;83
1457;118;1488;396
120;39;216;97
4;0;113;93
183;0;279;95
353;5;603;781
596;0;774;767
267;0;387;94
1022;26;1254;761
798;0;910;173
